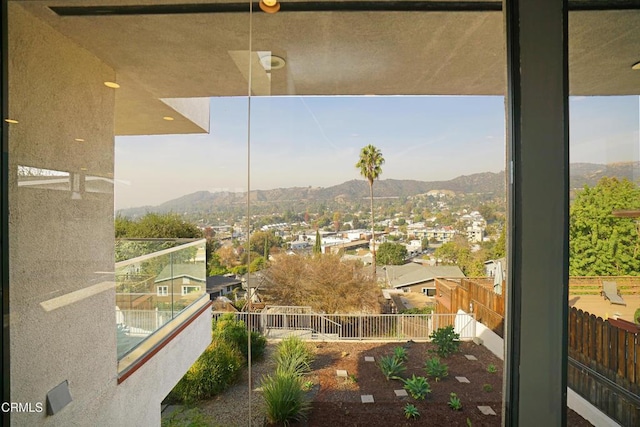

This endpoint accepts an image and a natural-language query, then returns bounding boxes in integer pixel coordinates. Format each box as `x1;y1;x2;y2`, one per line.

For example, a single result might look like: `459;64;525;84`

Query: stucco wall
8;5;210;425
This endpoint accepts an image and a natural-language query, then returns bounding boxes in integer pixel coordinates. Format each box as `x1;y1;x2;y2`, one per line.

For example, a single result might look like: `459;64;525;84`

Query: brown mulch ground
292;341;592;427
194;340;593;426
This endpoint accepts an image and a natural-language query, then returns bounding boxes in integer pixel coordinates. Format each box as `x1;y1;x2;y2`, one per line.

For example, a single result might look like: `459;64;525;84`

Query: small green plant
274;336;315;376
302;380;315;391
394;346;408;361
466;417;473;427
424;356;448;382
276;351;313;377
402;375;431;400
487;364;497;373
262;372;310;425
404;403;420;420
347;373;358;384
429;325;460;358
634;307;640;325
448;392;463;411
379;355;406;380
483;383;493;392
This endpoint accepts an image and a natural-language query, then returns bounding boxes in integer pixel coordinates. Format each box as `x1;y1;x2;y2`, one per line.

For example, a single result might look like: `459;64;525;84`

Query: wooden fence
435;278;505;337
568;307;640;426
434;277;640;425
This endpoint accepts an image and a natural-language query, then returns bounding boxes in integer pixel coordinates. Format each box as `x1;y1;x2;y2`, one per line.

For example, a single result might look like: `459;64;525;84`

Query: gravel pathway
197;344;277;426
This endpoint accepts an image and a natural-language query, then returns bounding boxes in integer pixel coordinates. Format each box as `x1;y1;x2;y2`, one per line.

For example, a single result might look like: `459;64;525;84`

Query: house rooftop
385;263;465;288
155;263;205;283
206;275;242;293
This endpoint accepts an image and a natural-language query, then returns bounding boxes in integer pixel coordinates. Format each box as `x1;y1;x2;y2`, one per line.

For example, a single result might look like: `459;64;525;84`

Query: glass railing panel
115;238;207;360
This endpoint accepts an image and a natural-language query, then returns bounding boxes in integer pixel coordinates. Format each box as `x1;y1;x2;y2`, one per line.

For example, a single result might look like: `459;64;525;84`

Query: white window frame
157;285;168;296
181;285;201;296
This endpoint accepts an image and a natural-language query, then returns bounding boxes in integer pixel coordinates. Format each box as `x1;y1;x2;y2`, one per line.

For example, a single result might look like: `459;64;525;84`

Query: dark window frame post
1;0;9;425
504;0;569;425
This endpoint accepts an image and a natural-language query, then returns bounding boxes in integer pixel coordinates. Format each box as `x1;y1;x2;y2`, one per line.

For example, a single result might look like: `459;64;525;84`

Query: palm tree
356;144;385;275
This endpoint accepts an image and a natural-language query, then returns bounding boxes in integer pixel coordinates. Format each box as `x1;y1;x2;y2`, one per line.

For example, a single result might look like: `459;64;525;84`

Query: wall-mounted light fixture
259;0;280;13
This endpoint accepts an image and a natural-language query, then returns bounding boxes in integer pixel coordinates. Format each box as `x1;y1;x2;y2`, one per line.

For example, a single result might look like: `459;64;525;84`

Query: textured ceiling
12;1;640;135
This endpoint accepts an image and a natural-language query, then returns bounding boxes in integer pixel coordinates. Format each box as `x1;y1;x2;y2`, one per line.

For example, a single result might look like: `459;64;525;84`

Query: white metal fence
217;312;476;341
117;309;173;334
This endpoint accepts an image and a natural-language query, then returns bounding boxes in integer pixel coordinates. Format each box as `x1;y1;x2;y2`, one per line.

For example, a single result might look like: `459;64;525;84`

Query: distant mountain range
117;162;640;218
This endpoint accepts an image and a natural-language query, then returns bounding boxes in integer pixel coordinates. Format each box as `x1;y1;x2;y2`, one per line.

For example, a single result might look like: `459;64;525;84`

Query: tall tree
249;230;282;258
376;242;407;265
313;230;322;255
570;177;640;276
261;254;380;313
356;144;385;275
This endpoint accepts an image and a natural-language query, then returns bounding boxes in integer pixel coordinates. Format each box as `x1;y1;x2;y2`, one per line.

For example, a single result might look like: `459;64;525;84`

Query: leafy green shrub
212;313;267;362
170;340;243;403
487;364;497;373
634;308;640;325
394;346;408;361
429;325;460;358
402;375;431;400
379;355;406;380
262;372;310;426
424;356;448;382
448;392;463;410
404;403;420;420
274;336;315;375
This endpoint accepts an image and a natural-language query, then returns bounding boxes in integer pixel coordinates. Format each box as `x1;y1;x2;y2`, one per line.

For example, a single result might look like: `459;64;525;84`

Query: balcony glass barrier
115;238;207;360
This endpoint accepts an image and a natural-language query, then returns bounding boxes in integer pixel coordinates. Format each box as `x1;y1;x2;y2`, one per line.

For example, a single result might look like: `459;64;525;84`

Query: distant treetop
115;213;202;239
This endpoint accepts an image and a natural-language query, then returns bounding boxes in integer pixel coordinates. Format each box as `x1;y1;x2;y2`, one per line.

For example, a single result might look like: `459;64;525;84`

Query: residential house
384;263;465;296
206;275;243;299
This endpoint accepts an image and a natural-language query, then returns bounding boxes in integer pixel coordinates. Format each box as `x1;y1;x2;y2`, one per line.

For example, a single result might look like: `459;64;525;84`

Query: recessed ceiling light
632;61;640;70
75;138;85;142
163;116;174;121
104;81;120;89
260;0;280;13
5;118;18;124
268;55;286;70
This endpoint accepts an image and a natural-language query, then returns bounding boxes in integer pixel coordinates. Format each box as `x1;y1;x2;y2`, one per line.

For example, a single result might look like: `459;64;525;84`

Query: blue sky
115;95;639;210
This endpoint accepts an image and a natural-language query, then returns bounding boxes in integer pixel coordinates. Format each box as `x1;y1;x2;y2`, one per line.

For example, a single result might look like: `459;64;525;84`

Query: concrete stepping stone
364;356;375;362
455;376;470;383
478;405;497;415
394;389;408;397
464;354;478;360
361;395;374;403
336;370;348;377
